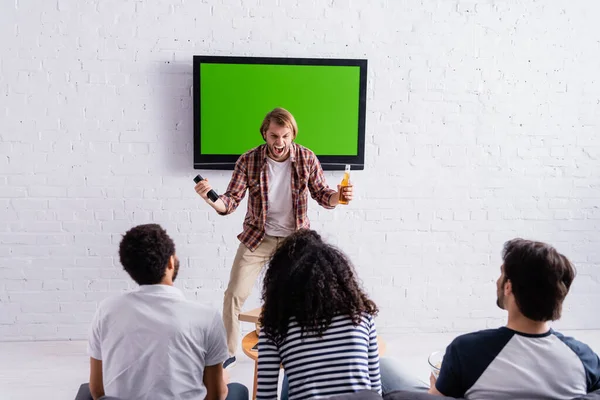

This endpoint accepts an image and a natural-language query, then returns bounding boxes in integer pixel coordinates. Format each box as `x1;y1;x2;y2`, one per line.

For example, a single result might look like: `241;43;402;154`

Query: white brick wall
1;0;599;341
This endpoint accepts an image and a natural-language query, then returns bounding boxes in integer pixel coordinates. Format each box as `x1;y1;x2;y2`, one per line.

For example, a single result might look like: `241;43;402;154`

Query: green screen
200;63;360;155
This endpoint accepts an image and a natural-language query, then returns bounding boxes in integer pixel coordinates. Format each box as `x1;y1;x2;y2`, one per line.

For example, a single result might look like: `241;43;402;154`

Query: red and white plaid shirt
218;143;336;251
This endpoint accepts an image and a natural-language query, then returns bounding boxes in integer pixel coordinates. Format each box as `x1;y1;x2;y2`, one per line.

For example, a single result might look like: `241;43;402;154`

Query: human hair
259;107;298;139
118;224;176;285
502;238;576;321
259;229;378;344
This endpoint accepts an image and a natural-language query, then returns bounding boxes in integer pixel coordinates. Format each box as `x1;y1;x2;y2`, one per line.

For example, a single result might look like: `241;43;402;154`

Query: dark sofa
384;390;600;400
326;389;600;400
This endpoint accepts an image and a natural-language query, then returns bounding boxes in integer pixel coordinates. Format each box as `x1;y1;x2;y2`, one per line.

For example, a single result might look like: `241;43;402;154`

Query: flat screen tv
193;55;367;170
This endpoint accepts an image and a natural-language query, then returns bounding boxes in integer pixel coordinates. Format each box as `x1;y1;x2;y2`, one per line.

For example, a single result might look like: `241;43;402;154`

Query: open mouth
273;146;285;156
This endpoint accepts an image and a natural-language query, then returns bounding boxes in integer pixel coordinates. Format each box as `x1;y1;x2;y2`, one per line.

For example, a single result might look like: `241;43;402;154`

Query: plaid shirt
218;143;336;251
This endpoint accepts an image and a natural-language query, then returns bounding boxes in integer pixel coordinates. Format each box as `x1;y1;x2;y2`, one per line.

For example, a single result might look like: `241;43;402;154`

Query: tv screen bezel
193;55;367;171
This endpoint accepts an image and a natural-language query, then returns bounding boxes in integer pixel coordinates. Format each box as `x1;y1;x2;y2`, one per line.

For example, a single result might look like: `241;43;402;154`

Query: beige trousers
222;235;284;356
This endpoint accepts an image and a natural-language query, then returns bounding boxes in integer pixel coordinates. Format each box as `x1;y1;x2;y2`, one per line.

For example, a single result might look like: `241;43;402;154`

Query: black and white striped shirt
257;314;381;400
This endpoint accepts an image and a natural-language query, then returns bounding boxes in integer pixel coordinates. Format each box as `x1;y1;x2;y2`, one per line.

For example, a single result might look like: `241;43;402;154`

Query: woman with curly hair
256;229;381;400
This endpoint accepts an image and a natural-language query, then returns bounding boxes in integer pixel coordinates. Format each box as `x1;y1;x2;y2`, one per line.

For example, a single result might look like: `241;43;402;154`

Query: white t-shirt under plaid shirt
257;313;381;400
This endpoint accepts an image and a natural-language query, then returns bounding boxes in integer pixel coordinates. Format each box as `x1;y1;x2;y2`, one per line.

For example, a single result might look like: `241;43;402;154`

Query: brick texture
1;0;599;341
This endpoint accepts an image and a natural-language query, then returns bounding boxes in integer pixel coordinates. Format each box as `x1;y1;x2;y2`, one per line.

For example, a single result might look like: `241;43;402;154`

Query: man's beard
496;292;505;310
172;258;180;282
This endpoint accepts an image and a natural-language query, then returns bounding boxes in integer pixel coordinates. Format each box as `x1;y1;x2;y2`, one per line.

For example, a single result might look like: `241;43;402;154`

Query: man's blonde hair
260;107;298;139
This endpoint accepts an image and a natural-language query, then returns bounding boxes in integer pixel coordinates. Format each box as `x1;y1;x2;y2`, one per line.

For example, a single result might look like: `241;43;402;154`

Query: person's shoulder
552;330;598;359
234;144;266;168
552;330;600;391
241;144;265;158
179;298;218;313
359;312;376;325
552;329;591;348
451;327;515;350
97;291;134;312
91;292;136;324
180;301;221;325
453;327;515;342
295;143;316;158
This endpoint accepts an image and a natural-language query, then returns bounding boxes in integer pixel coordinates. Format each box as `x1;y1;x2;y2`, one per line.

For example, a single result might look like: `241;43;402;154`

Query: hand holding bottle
338;164;353;205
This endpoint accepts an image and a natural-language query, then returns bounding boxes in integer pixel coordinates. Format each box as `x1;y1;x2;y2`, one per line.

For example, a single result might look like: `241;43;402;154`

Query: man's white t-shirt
265;157;295;237
87;284;228;400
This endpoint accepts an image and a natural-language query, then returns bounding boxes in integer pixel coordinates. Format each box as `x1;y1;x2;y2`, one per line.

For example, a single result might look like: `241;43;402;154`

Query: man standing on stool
195;107;354;368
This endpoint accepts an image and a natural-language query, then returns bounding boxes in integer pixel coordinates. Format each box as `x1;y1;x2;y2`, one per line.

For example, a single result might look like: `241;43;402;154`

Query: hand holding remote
193;174;219;202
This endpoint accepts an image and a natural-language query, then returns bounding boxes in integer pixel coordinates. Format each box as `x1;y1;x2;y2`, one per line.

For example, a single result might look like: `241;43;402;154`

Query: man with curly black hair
82;224;249;400
256;229;381;400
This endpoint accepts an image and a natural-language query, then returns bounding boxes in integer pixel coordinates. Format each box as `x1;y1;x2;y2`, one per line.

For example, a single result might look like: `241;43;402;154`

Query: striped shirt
217;143;336;251
257;314;381;400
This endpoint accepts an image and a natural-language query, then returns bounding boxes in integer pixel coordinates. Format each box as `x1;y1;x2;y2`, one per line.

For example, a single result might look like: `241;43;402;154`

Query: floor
1;330;599;400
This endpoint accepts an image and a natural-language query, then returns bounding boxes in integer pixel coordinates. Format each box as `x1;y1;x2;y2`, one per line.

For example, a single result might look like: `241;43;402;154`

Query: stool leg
253;360;258;400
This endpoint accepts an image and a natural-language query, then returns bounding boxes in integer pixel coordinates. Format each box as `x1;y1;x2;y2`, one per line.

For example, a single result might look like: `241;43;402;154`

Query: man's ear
166;255;175;271
504;279;512;296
